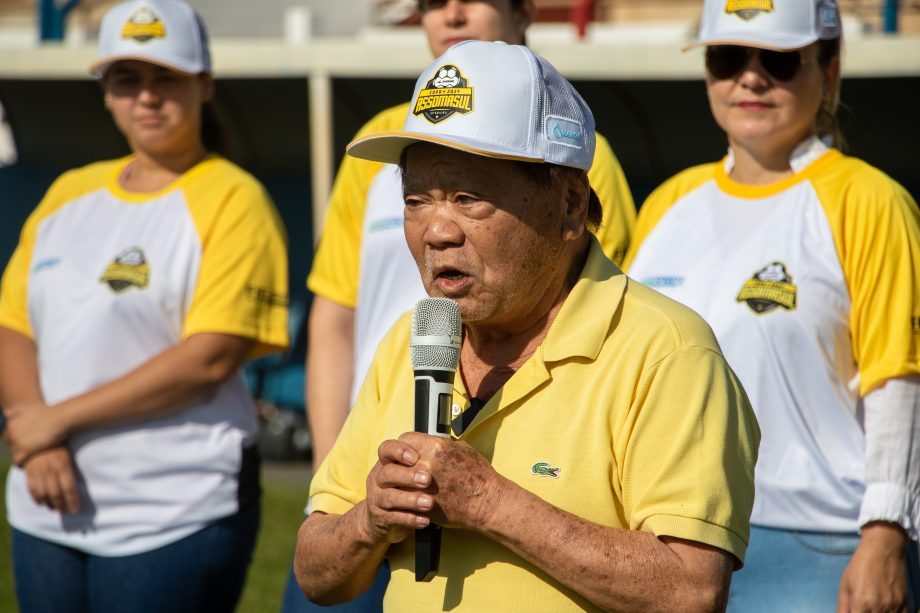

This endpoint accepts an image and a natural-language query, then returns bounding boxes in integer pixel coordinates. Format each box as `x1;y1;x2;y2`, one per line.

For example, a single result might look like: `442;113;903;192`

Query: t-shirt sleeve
834;172;920;395
623;164;716;271
619;344;760;566
588;132;635;266
0;225;36;338
307;108;399;308
308;324;403;515
0;175;71;338
182;179;290;358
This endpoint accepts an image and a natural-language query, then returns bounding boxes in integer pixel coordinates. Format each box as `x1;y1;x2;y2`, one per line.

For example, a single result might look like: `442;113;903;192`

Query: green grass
0;458;311;613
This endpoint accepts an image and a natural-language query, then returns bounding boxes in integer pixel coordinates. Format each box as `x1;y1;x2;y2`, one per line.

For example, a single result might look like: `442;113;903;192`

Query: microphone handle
413;369;454;582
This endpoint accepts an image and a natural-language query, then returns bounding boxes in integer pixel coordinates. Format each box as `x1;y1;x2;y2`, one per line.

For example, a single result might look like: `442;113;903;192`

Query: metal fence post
884;0;900;33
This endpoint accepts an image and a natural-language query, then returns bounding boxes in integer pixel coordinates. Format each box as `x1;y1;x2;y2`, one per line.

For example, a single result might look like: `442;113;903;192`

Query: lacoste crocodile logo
531;462;560;479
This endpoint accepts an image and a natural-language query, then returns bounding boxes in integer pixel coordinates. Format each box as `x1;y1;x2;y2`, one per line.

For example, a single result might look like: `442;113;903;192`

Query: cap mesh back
536;55;596;169
410;298;461;369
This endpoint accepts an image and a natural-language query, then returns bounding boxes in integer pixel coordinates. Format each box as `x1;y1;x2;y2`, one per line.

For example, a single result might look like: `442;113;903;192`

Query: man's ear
561;170;589;242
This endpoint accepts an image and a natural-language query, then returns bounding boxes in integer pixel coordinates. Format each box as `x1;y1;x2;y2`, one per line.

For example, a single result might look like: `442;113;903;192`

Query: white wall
187;0;376;38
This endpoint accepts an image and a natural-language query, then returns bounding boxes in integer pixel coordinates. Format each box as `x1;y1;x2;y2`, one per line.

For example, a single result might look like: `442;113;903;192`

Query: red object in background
572;0;596;39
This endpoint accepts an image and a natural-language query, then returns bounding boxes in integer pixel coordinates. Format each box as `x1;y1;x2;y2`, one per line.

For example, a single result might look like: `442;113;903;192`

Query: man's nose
423;205;465;247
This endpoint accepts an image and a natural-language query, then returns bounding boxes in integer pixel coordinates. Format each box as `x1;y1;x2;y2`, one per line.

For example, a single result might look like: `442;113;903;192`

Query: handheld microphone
410;297;461;582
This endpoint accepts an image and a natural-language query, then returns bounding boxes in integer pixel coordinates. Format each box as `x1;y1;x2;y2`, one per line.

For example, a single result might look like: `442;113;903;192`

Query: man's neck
459;239;589;402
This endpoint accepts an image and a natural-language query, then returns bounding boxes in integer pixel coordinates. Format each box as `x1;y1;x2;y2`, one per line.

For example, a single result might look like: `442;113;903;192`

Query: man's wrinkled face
402;143;571;329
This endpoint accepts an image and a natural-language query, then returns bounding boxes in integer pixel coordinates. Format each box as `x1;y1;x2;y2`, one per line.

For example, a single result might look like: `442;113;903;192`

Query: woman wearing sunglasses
626;0;920;611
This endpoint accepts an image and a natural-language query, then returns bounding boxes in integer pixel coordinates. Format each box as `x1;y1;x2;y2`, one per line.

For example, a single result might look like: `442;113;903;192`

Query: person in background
0;1;289;611
625;1;920;611
284;1;635;610
295;39;759;612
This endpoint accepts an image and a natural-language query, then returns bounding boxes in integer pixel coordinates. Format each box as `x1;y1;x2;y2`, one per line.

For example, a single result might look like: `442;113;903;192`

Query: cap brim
683;32;818;52
347;131;544;166
90;54;205;79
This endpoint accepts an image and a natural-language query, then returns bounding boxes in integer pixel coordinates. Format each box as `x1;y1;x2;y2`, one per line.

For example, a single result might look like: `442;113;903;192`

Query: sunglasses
705;46;808;82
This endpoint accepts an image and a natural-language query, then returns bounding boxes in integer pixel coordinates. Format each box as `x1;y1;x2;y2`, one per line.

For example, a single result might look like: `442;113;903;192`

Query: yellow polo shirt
310;239;759;613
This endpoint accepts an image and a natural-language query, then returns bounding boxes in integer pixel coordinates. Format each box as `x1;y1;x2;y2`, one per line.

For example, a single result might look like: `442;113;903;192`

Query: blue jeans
281;558;389;612
12;503;260;613
728;525;920;612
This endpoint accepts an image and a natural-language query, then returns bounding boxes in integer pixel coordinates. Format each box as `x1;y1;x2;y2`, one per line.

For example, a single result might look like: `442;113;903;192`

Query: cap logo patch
546;116;583;149
121;6;166;43
413;64;474;124
100;247;150;293
724;0;774;20
736;261;797;314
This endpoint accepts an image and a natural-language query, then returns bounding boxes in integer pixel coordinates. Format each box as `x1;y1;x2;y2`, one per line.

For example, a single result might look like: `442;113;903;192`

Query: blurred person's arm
0;326;79;513
5;332;254;466
306;296;355;468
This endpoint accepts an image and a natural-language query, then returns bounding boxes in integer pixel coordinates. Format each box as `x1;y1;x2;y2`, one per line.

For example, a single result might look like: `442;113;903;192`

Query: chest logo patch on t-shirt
736;262;796;314
100;247;150;293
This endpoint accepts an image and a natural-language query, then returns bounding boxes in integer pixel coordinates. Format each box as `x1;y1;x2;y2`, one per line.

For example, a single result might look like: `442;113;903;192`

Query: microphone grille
411;298;461;370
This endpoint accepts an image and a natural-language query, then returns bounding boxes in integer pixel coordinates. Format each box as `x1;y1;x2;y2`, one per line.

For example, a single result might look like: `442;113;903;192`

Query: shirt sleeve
620;344;760;566
182;178;290;358
306;107;406;308
588;132;635;266
623;164;716;271
832;168;920;395
0;225;35;338
0;174;72;338
307;319;410;515
859;375;920;540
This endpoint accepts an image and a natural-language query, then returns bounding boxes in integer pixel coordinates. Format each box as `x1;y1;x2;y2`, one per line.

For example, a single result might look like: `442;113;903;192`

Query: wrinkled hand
22;446;80;514
360;437;437;545
4;403;68;465
838;523;909;613
397;431;507;531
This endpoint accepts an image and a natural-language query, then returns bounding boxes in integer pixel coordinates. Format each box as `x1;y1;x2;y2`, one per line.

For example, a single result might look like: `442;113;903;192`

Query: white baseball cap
90;0;211;78
688;0;842;51
347;40;596;172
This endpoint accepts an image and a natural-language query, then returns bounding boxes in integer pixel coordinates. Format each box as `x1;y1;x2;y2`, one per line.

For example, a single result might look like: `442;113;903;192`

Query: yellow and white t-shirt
626;142;920;533
0;155;289;556
310;239;759;613
308;102;636;404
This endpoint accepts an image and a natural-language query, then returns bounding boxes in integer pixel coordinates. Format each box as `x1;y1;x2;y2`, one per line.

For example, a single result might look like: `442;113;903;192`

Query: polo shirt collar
451;237;627;436
541;236;627;363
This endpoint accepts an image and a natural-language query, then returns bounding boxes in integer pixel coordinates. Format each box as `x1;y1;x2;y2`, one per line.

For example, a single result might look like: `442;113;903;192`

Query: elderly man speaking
294;41;759;612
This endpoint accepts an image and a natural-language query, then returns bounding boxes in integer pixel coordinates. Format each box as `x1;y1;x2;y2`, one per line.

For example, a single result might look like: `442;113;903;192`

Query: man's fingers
377;438;419;466
374;460;431;491
375;485;434;513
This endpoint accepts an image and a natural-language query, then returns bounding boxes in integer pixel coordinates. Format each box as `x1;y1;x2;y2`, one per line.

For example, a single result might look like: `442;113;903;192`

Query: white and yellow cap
689;0;841;51
347;40;596;172
91;0;211;78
